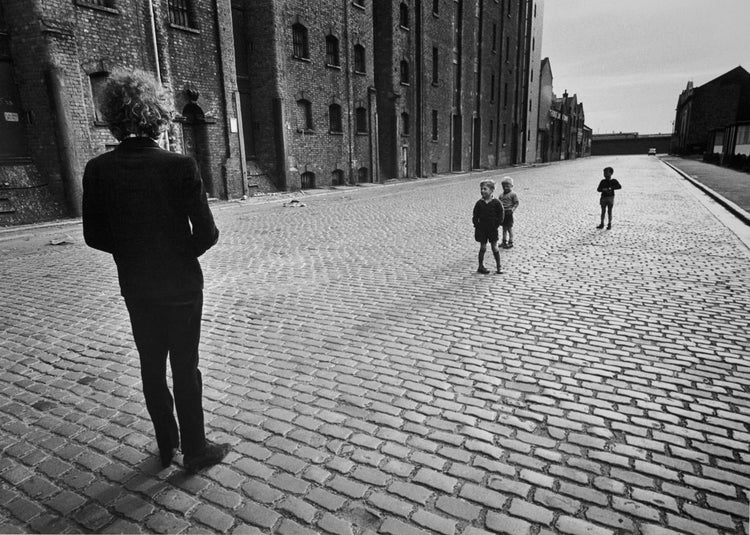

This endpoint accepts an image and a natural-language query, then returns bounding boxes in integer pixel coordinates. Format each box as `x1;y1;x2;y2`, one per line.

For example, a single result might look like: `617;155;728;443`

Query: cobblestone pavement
1;154;749;535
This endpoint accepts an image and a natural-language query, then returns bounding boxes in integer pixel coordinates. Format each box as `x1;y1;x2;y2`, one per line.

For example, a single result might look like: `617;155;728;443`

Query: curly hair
480;179;496;191
100;68;173;141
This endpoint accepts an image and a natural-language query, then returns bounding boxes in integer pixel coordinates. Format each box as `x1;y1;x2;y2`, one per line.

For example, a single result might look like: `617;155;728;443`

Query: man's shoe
506;242;513;249
596;224;604;229
477;266;490;274
496;267;503;274
606;224;612;230
184;441;230;473
160;447;178;468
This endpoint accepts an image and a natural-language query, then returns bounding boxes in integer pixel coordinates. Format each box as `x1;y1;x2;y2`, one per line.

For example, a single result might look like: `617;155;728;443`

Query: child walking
472;179;505;274
596;166;622;229
498;176;519;248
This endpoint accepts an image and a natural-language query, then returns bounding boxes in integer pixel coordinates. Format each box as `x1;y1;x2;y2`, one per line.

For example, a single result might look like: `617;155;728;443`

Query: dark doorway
472;116;481;169
452;114;462;171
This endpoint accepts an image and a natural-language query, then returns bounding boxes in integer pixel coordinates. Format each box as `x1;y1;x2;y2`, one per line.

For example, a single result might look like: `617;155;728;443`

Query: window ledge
400;82;411;87
169;23;200;34
354;70;367;76
326;64;342;70
329;131;344;135
293;56;312;63
400;25;410;31
297;128;316;134
74;1;119;15
352;2;366;10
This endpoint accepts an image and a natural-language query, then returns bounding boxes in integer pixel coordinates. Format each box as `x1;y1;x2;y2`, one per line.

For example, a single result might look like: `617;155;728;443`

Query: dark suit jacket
82;137;219;303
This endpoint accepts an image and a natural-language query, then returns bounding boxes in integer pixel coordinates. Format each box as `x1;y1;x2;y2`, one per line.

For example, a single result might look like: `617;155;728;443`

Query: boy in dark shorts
472;179;505;274
597;166;622;229
499;176;519;248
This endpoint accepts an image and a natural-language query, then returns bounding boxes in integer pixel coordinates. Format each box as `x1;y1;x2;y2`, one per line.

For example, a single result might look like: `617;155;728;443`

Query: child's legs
606;202;613;223
490;240;499;254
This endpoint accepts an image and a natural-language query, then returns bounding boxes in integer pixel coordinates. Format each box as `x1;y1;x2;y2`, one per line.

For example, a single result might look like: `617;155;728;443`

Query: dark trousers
125;293;206;458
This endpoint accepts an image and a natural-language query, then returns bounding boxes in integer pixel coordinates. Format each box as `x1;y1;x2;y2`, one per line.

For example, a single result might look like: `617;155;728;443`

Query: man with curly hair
82;68;229;473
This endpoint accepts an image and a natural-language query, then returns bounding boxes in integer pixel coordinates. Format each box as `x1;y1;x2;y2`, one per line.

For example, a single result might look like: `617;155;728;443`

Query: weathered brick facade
0;0;243;225
0;0;543;225
672;66;750;155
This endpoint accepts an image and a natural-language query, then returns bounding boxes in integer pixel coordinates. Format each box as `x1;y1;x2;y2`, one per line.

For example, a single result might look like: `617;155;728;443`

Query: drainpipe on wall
343;0;355;184
147;0;171;151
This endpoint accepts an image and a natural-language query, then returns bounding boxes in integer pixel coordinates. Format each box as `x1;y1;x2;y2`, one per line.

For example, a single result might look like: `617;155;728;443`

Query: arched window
329;104;342;133
355;107;368;133
297;99;313;130
399;3;409;28
354;44;366;73
301;172;315;189
400;60;410;84
358;167;369;183
332;169;345;186
401;112;410;136
292;23;309;59
326;35;340;66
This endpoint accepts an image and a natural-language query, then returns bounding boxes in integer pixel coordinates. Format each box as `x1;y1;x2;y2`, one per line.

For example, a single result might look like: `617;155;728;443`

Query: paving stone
485;512;532;535
556;515;615;535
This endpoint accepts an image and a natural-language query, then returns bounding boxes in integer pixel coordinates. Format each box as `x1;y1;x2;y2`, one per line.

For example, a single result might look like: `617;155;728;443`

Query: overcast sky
541;1;750;135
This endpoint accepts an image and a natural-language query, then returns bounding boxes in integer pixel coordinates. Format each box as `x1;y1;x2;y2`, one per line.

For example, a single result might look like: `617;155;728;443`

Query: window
358;167;369;182
297;99;313;130
432;47;439;84
532;37;535;51
505;37;510;62
301;172;315;189
431;109;438;141
489;120;494;143
400;60;410;84
492;24;497;52
329;104;342;133
432;0;439;15
502;123;507;145
326;35;340;66
507;0;511;16
354;44;366;72
77;0;116;9
431;162;438;173
399;3;409;28
355;107;368;133
401;112;410;136
89;72;109;123
168;0;192;27
332;169;345;186
490;73;495;103
737;125;750;145
292;23;309;59
503;82;508;108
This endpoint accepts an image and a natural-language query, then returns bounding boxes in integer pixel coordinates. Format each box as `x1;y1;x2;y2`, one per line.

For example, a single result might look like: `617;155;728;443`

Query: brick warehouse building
0;0;249;226
374;0;542;179
0;0;543;225
672;66;750;156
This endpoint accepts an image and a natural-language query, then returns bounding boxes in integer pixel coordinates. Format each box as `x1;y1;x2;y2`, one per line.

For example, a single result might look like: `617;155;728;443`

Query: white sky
541;1;750;135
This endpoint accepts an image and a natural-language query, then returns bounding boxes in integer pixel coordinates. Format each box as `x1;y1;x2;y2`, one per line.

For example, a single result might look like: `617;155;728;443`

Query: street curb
662;159;750;226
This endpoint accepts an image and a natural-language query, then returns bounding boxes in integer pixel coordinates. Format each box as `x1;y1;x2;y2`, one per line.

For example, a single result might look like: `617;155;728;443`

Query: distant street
1;155;749;535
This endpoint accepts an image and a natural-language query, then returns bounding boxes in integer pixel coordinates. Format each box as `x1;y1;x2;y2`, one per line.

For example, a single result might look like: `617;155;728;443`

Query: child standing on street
498;176;519;248
472;179;504;274
597;166;622;229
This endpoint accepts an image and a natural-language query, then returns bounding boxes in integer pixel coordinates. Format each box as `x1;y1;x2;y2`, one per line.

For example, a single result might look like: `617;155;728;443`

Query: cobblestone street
1;155;749;535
